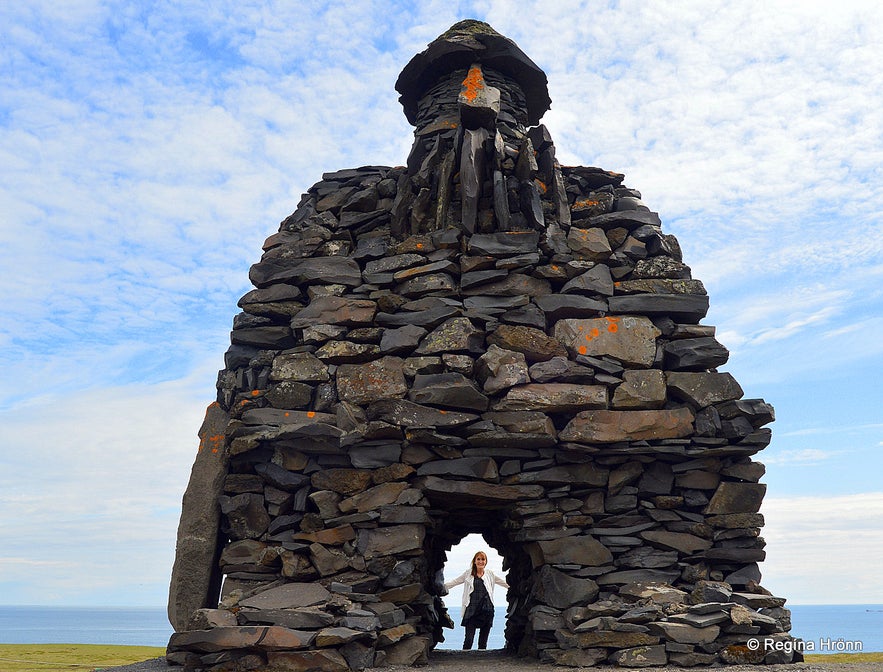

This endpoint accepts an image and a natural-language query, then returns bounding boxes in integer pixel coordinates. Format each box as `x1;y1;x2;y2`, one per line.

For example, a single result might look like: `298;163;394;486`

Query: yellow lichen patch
573;198;600;209
460;65;485;103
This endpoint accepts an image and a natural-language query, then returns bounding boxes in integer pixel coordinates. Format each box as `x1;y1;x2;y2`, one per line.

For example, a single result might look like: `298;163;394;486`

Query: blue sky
1;0;881;607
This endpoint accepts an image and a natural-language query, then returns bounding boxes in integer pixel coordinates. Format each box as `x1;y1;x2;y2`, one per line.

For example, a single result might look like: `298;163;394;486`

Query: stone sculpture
167;20;799;670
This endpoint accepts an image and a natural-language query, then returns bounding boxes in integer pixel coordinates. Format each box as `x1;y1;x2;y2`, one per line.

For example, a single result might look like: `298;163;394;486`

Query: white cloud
762;493;883;604
0;371;210;605
763;448;841;466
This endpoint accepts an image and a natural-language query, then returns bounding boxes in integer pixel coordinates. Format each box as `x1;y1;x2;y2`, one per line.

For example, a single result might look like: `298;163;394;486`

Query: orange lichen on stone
573;198;600;209
251;390;261;397
307;411;316;418
199;434;224;455
460;65;485;102
535;179;547;194
606;316;620;333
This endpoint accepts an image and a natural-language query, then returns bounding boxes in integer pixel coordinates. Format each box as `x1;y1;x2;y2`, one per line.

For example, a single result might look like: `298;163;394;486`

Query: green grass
0;644;165;672
804;652;883;663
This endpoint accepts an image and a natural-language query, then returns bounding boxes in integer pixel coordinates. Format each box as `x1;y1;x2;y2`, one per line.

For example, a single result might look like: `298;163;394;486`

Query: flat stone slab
239;583;331;610
560;408;695;443
555;316;660;366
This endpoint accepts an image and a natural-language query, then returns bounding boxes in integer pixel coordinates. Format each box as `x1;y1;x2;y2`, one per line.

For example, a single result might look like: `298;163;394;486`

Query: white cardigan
444;569;508;611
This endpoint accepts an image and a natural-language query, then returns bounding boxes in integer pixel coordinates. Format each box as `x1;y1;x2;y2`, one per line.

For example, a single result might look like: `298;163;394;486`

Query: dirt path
106;651;878;672
372;649;878;672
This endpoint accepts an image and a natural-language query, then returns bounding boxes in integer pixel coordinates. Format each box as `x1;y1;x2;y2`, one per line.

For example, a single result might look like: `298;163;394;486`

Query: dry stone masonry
167;20;799;671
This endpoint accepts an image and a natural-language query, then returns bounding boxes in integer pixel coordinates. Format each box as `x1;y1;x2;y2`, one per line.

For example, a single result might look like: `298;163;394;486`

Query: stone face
529;535;613;567
219;493;270;540
468;231;541;256
487;324;567;361
168;626;316;652
562;264;615;296
560;408;695;443
414;317;484;354
168;403;229;631
239;583;331;610
567;227;612;260
612;369;667;409
493;383;607;412
420;475;544;507
336;356;408;405
533;566;599;608
356;524;425;559
367;398;478;427
554;316;661;366
640;530;713;554
408;372;489;411
289;296;376;329
667;371;743;407
608;293;710;323
705;482;768;514
270;352;330;382
417;457;498;480
476;345;529;394
266;649;350;672
663;336;729;370
535;295;607;321
608;645;667;667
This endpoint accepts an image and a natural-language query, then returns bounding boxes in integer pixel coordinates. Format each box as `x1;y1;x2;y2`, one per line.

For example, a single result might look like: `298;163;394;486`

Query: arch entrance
424;512;531;653
434;532;506;650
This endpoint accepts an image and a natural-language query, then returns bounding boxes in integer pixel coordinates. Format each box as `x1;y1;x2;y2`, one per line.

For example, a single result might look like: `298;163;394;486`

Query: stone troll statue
166;20;799;671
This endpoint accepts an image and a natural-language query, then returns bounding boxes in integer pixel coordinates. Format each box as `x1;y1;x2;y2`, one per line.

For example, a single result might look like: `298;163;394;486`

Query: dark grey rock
408;372;489;411
534;294;607;321
608;293;710;323
663;337;730;370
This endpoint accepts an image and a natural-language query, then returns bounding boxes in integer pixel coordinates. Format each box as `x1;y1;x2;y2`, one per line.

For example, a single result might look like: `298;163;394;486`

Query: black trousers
463;623;490;650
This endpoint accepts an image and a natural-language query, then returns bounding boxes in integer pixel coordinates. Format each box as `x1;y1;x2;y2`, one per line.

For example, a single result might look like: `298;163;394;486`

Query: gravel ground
101;650;878;672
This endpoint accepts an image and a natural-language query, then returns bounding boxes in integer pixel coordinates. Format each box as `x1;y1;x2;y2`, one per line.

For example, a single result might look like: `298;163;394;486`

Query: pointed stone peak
396;19;551;127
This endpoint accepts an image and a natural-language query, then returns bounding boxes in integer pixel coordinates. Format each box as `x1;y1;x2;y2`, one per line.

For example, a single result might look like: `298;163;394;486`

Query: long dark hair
470;551;487;577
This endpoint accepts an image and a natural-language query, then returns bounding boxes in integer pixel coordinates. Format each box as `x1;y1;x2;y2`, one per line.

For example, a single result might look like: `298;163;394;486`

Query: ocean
1;604;880;653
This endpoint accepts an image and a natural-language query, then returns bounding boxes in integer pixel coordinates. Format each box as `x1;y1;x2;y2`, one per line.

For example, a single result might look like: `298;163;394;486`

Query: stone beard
167;19;799;671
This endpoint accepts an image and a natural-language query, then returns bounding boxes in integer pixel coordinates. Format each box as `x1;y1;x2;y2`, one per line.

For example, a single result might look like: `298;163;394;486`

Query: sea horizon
1;604;881;653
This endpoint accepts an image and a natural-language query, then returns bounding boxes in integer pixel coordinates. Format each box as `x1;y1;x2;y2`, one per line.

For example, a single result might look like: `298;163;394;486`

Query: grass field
804;652;883;663
0;644;165;672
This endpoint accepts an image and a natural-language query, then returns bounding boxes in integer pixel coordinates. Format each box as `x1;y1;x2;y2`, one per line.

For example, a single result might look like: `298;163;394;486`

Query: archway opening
437;533;506;650
421;503;536;657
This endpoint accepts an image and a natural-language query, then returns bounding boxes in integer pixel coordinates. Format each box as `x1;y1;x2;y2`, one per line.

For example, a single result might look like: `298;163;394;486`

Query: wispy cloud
762;493;883;603
763;448;843;467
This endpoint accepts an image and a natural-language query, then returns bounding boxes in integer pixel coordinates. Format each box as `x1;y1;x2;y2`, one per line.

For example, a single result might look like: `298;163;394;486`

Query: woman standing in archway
445;551;509;650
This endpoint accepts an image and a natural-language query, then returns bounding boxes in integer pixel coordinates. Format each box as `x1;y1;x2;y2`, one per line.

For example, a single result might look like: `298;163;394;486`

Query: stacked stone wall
167;19;798;672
